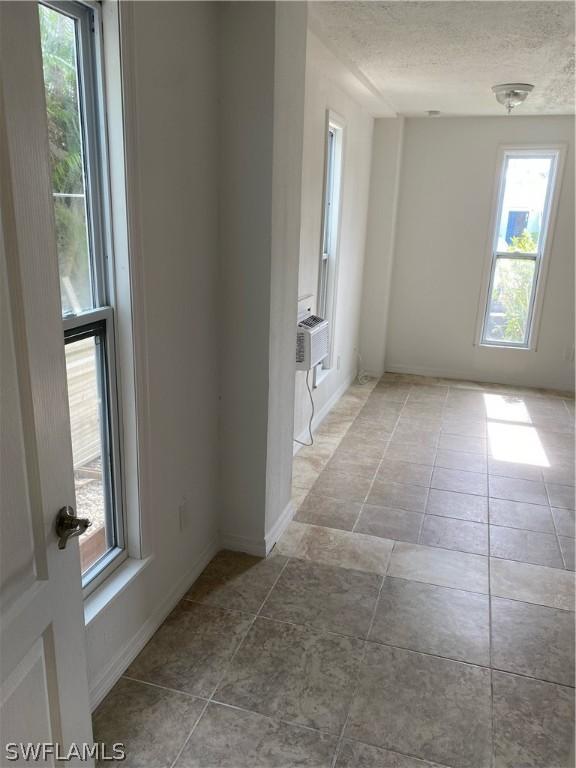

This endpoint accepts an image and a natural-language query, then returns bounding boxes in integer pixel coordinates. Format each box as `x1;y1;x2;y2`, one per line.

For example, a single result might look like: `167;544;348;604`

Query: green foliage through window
39;3;91;314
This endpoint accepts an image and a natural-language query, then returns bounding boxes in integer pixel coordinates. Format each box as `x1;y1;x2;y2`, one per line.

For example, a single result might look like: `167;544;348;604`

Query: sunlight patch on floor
483;394;531;424
487;421;550;467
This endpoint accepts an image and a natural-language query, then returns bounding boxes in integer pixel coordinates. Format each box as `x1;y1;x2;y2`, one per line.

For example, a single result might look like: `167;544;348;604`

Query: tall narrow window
39;1;124;587
317;114;343;380
481;149;561;348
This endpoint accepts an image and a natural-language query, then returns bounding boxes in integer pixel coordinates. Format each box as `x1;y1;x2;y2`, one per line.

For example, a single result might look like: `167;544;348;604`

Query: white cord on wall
293;369;315;447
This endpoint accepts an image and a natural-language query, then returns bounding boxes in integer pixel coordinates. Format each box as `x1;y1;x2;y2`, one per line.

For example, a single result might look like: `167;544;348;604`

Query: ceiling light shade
492;83;534;113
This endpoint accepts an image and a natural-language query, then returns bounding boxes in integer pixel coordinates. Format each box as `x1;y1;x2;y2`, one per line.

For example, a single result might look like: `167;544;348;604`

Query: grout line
120;675;208;700
168;697;211;768
255;556;291;617
204;698;338;738
545;483;570;571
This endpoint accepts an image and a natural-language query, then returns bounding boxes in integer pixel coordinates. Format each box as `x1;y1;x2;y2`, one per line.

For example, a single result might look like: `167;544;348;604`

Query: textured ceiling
309;1;575;116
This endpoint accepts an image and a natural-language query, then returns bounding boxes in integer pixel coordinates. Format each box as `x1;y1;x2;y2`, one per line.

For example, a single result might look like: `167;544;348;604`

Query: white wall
363;115;575;393
294;32;374;441
219;2;307;554
85;1;221;704
359;117;404;376
83;0;309;705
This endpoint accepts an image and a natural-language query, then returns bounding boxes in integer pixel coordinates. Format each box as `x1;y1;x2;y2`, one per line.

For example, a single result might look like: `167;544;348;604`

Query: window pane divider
62;305;113;332
494;252;539;261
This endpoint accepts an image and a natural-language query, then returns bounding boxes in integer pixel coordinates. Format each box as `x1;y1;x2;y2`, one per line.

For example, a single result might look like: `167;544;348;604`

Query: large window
480;148;562;349
39;1;124;587
316;114;343;381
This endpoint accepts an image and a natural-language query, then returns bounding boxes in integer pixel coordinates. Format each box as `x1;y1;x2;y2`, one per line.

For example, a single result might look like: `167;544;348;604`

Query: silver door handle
55;506;91;550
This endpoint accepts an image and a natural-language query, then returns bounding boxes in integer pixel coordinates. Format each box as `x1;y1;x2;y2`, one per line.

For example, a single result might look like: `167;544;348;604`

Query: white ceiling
309;1;575;116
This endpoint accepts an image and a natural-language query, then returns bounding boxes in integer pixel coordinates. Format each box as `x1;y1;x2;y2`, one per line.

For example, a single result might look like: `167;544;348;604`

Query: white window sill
478;342;532;352
84;555;153;627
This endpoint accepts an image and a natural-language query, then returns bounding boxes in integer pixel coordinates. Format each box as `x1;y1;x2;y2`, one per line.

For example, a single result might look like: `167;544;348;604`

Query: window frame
315;110;345;386
40;0;127;594
477;145;566;351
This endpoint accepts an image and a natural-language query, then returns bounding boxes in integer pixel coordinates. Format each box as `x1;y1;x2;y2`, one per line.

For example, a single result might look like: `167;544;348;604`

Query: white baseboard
89;535;220;711
385;362;484;381
293;370;356;455
220;498;295;558
220;532;267;557
264;500;294;555
384;362;537;389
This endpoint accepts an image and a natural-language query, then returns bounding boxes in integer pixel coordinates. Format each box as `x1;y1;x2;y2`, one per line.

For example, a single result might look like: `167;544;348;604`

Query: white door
0;2;94;764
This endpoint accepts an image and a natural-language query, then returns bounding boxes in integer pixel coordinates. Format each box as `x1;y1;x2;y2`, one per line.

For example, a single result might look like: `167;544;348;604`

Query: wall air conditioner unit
296;314;329;371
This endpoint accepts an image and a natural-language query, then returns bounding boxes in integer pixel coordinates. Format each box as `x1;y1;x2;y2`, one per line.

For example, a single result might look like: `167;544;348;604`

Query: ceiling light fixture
492;83;534;114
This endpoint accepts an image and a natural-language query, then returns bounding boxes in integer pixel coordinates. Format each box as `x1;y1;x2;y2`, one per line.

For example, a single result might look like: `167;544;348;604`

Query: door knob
55;506;91;550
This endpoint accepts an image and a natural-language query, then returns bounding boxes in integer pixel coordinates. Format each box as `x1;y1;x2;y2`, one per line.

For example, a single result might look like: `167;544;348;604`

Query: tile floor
94;374;575;768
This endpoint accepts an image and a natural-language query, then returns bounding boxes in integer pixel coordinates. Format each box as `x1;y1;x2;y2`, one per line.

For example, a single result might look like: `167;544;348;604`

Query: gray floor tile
420;515;488;555
438;434;486;455
335;740;446;768
440;417;486;439
552;507;575;537
326;451;381;479
367;480;428;513
490;525;564;568
547;482;576;510
431;468;487;496
435;449;487;473
426;489;488;523
491;597;575;686
280;524;394;574
488;499;554;533
400;406;444;426
385;442;438;465
215;618;363;734
376;459;433;487
559;536;575;570
260;558;381;638
543;464;575;486
126;602;253;697
394;421;440;445
311;470;372;503
370;577;490;665
388;542;489;593
275;522;309;557
339;431;389;455
292;455;324;491
294;494;362;531
487;458;543;482
346;643;492;768
493;671;575;768
407;384;448;401
355;504;423;543
186;550;287;614
175;702;337;768
490;557;575;611
93;678;205;768
489;476;548;505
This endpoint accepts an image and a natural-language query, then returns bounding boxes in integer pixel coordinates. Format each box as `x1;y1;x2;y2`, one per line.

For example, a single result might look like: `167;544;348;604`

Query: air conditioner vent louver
296;314;329;371
299;314;325;330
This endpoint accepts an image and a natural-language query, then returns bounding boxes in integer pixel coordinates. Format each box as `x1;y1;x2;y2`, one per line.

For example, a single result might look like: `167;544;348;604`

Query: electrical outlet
178;497;188;531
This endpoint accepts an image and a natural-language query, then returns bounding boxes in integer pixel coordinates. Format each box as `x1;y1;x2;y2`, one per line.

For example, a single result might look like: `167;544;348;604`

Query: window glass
39;4;93;315
65;333;113;574
483;257;536;345
496;157;552;254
